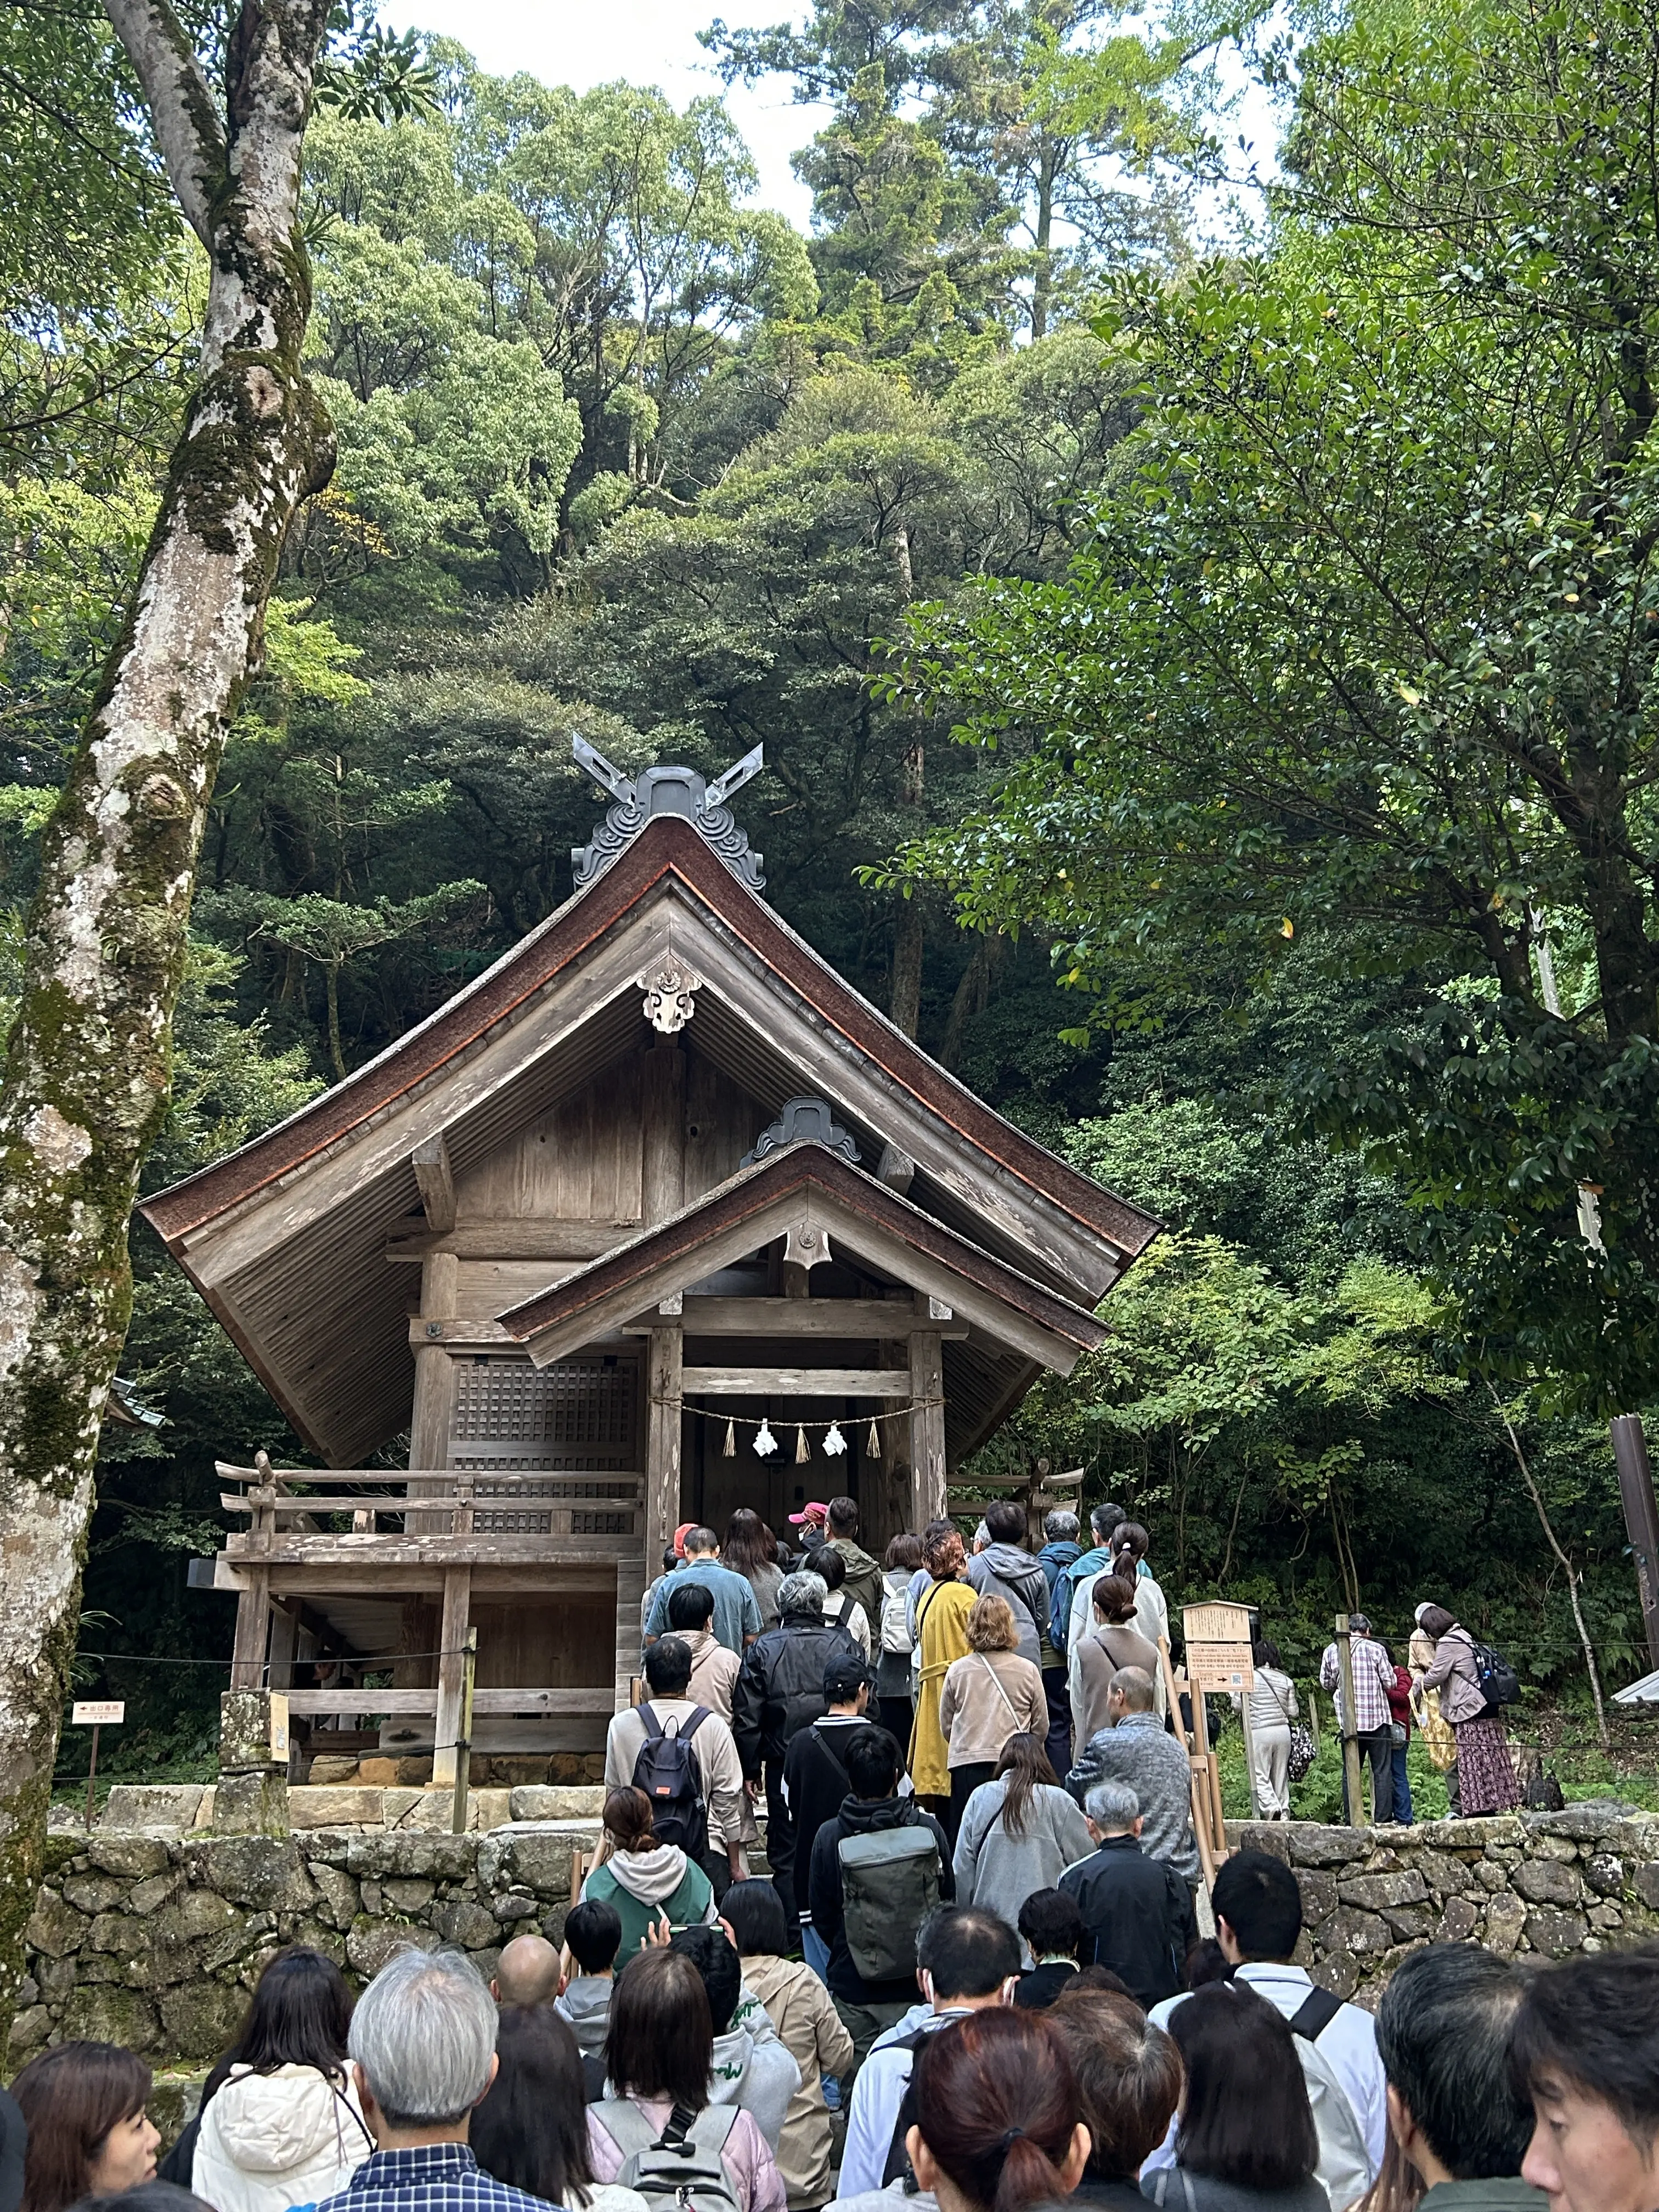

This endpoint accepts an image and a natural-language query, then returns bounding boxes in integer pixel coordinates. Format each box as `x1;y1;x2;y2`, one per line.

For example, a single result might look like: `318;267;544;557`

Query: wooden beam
646;1325;682;1571
224;1533;651;1566
387;1222;637;1263
877;1142;916;1195
285;1686;617;1717
681;1365;911;1397
230;1567;270;1691
622;1296;965;1339
413;1133;456;1234
431;1567;472;1790
909;1330;946;1527
410;1251;458;1486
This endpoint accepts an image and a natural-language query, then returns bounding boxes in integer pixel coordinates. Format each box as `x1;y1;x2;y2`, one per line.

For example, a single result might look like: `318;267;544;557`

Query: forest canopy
2;0;1649;1769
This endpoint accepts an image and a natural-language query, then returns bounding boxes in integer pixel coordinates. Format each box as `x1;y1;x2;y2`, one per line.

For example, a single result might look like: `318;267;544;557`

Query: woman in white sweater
952;1731;1095;1936
192;1947;370;2212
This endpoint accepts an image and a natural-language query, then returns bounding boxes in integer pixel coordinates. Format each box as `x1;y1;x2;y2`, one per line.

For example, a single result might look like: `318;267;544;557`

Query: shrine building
140;743;1157;1782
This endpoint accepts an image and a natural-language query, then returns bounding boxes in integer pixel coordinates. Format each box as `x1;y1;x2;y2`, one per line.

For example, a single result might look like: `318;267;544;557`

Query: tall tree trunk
0;0;334;2033
1032;141;1058;342
891;900;924;1040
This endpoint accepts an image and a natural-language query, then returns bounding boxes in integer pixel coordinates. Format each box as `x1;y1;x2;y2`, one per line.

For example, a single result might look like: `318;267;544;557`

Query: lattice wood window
450;1354;638;1534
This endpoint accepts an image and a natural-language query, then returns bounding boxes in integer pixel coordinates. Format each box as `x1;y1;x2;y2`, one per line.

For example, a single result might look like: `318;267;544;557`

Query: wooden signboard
1187;1642;1254;1694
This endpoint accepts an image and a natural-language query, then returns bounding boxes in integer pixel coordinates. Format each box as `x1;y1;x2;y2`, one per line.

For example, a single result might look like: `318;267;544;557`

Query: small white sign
71;1701;125;1726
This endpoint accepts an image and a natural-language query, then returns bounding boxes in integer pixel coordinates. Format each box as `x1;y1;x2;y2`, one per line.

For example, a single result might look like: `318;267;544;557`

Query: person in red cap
788;1503;828;1564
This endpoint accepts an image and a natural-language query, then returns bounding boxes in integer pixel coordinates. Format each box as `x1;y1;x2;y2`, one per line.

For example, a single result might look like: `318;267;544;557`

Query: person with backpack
823;1498;884;1635
834;1906;1020;2199
964;1503;1051;1669
587;1949;786;2212
733;1572;860;1917
472;2005;647;2212
605;1634;748;1899
1036;1509;1082;1777
1148;1983;1330;2212
1415;1602;1521;1815
813;1545;872;1657
582;1788;719;1961
1049;1500;1127;1670
1146;1850;1385;2211
721;1882;853;2212
807;1725;955;2073
781;1653;888;1975
670;1926;801;2155
875;1533;922;1746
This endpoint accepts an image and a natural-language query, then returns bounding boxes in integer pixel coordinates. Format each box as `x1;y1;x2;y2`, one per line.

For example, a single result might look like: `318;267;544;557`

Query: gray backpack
837;1820;941;1982
596;2099;742;2212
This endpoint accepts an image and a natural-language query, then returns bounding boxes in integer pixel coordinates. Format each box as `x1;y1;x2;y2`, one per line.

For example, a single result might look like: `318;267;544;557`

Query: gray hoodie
708;2022;801;2153
555;1973;612;2057
966;1543;1051;1669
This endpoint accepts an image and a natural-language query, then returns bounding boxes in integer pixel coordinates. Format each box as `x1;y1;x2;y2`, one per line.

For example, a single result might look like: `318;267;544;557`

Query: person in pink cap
787;1503;828;1566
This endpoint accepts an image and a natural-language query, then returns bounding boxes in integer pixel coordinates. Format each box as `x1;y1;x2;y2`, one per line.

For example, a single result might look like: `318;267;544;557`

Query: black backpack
631;1705;710;1857
1469;1638;1520;1709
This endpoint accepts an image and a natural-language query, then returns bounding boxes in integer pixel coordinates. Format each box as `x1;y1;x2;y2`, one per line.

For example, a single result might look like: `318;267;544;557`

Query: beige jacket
938;1650;1047;1767
1071;1621;1163;1746
740;1951;854;2210
679;1628;741;1721
604;1696;746;1847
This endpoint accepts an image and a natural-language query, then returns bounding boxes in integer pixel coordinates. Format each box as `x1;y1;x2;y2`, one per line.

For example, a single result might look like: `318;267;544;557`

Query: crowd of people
4;1496;1615;2212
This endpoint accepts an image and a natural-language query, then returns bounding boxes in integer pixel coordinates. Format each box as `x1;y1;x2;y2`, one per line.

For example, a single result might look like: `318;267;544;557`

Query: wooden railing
218;1462;643;1553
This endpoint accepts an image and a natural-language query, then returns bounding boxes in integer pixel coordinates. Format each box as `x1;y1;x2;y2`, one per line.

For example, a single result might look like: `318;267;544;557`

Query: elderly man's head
778;1570;827;1619
490;1933;562;2008
350;1946;499;2139
1105;1665;1155;1724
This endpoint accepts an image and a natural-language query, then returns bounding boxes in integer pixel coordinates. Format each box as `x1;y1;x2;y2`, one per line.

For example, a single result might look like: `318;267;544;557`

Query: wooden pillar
647;1326;684;1573
432;1566;473;1790
230;1570;270;1691
267;1603;298;1691
642;1041;686;1227
410;1249;458;1474
909;1330;946;1530
614;1554;646;1714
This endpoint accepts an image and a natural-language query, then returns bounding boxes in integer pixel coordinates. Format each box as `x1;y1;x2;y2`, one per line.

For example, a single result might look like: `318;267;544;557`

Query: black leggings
946;1759;996;1846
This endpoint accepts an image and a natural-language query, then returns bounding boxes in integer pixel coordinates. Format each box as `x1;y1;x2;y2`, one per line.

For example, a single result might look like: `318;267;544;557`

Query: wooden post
432;1566;472;1790
1335;1612;1365;1827
647;1325;684;1572
909;1329;946;1528
1239;1694;1261;1820
1613;1414;1659;1672
1159;1637;1189;1747
266;1603;298;1692
409;1249;458;1496
230;1568;270;1690
450;1627;477;1835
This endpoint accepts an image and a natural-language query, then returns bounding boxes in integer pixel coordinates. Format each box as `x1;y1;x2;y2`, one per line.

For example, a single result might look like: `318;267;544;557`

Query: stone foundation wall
13;1813;602;2070
1230;1801;1659;2007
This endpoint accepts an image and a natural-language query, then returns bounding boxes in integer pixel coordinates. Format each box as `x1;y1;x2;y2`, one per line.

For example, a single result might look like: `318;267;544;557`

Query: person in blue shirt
307;1948;548;2212
643;1526;764;1656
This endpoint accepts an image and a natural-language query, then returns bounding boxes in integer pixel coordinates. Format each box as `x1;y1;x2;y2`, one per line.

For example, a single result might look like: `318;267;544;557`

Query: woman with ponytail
1107;1523;1169;1659
904;2008;1088;2212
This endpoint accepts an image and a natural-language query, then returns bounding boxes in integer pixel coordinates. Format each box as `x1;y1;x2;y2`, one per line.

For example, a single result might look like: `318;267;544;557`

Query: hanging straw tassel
867;1419;882;1458
795;1424;810;1463
723;1418;736;1459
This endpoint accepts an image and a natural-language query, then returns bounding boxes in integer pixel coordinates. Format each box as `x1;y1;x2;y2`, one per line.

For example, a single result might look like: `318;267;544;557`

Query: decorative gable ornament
572;735;765;889
742;1094;860;1169
638;962;703;1034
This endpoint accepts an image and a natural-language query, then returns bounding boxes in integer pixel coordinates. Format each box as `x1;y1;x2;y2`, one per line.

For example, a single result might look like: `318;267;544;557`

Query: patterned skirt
1456;1713;1520;1814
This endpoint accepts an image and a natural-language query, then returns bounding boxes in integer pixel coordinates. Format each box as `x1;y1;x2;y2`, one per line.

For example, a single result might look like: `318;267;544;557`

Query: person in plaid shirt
308;1948;548;2212
1319;1613;1397;1825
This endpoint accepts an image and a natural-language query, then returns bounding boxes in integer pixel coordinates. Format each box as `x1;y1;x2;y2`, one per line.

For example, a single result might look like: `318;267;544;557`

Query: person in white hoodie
192;1946;371;2212
557;1899;624;2067
671;1925;801;2154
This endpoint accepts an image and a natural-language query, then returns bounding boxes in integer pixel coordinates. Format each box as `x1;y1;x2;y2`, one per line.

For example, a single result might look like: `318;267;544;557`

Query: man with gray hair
733;1570;859;1916
1058;1778;1197;2008
1038;1506;1083;1777
314;1946;545;2212
1065;1664;1201;1888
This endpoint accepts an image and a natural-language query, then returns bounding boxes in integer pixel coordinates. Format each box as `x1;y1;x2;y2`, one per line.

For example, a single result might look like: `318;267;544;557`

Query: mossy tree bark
0;0;334;2035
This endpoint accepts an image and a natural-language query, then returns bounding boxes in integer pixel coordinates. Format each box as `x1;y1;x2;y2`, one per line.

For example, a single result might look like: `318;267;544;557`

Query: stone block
101;1786;205;1831
291;1788;385;1830
1436;1896;1480;1942
494;1891;539;1923
87;1833;172;1880
307;1757;360;1787
1297;1871;1338;1927
157;1977;246;2063
62;1875;124;1917
1584;1853;1624;1897
1475;1861;1508;1893
479;1823;585;1899
1412;1849;1468;1900
1485;1894;1527;1955
1314;1955;1359;2000
220;1689;288;1773
358;1759;401;1787
1589;1901;1626;1931
397;1759;435;1787
309;1864;360;1931
26;1888;84;1959
509;1786;608;1822
1328;1906;1390;1956
1532;1834;1581;1864
35;1955;76;2003
1633;1863;1659;1911
129;1869;183;1916
1380;1906;1434;1943
63;1981;159;2053
151;1887;238;1948
201;1909;278;1976
1517;1859;1582;1906
1525;1909;1588;1957
1530;1802;1635;1842
1289;1825;1363;1867
1338;1869;1427;1911
346;1833;477;1882
383;1878;436;1914
193;1787;217;1827
88;1911;149;1958
184;1836;311;1912
347;1916;437;1977
213;1771;290;1838
7;2006;49;2058
438;1900;499;1949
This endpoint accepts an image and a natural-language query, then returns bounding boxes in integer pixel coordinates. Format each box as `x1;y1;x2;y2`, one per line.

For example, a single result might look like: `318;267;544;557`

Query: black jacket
732;1618;858;1776
808;1790;955;2005
781;1712;877;1920
1058;1834;1197;2009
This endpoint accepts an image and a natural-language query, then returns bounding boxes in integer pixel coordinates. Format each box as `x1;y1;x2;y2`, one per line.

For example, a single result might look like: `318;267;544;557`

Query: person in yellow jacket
909;1520;977;1806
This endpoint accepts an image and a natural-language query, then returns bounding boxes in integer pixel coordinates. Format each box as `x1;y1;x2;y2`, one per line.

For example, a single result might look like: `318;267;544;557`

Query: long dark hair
200;1945;354;2112
471;2006;597;2208
605;1950;714;2111
14;2043;151;2212
1167;1983;1319;2191
992;1732;1059;1838
723;1509;778;1576
912;2009;1078;2212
